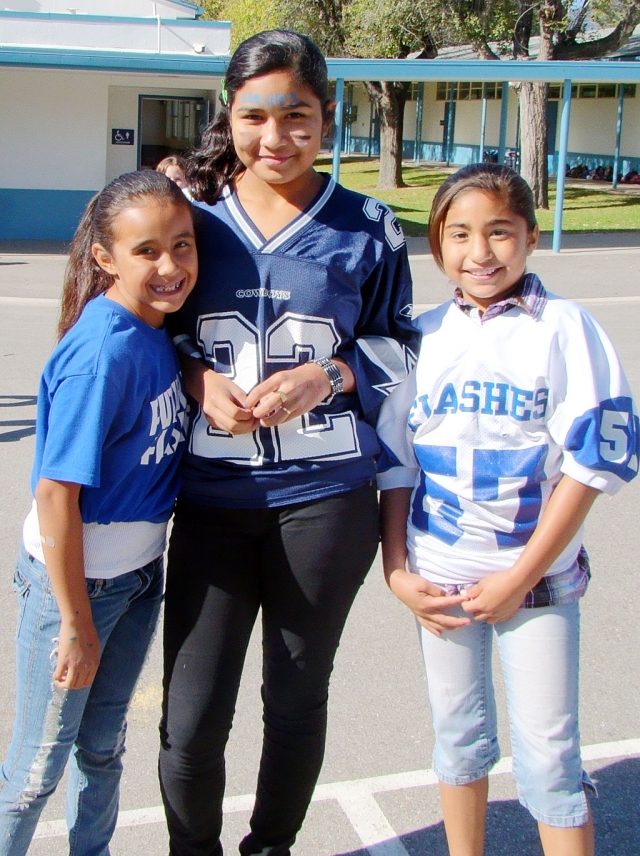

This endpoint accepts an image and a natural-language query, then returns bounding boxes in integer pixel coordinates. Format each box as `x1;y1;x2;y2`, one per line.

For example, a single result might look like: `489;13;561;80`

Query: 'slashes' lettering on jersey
409;381;549;427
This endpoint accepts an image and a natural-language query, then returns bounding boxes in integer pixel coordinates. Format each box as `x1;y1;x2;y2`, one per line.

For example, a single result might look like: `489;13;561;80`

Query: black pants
159;482;380;856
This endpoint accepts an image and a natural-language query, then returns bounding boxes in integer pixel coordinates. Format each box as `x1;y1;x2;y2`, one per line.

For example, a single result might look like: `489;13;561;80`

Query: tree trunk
519;81;549;209
366;81;407;189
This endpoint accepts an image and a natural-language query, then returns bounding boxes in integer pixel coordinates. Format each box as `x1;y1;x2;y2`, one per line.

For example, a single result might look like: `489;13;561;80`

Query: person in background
156;155;192;198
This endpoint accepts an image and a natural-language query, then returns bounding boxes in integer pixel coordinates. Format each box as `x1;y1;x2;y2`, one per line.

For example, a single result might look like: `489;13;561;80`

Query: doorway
138;96;210;169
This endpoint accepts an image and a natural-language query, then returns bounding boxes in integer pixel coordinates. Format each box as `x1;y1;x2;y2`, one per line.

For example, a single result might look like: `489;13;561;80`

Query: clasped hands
388;566;531;637
199;363;332;435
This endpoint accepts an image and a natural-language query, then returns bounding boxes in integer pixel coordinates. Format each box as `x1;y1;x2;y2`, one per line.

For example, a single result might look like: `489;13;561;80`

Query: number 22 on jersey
190;311;361;465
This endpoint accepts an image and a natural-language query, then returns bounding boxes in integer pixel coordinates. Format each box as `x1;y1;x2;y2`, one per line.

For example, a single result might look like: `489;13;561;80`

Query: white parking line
332;786;410;855
33;736;640;846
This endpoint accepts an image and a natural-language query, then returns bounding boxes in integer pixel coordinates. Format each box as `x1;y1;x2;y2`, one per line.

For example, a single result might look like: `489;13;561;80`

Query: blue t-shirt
32;295;187;524
171;177;419;508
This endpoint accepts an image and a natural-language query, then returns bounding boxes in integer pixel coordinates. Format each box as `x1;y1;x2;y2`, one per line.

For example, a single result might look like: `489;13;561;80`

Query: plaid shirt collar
453;272;547;324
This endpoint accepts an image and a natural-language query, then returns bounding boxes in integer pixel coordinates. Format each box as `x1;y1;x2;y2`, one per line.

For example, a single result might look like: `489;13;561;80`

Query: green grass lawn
316;155;640;237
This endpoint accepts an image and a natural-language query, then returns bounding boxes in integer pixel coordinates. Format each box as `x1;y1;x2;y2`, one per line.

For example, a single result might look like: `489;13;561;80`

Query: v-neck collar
222;176;336;254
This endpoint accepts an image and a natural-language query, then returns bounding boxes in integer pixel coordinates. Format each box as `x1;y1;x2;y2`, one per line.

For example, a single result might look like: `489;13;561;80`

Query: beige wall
0;67;218;190
0;68;108;189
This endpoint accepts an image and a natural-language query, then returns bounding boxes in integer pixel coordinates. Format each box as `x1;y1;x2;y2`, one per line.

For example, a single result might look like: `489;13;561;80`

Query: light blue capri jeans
419;600;594;828
0;545;163;856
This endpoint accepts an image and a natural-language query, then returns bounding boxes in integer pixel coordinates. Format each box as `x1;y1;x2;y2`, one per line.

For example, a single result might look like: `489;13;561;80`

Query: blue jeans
419;601;595;827
0;546;163;856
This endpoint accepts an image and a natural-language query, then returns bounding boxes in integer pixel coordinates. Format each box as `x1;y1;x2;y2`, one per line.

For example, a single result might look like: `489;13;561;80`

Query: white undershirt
22;500;167;579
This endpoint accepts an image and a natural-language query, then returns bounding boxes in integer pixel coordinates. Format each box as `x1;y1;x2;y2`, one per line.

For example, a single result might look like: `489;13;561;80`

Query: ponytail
58;194;112;341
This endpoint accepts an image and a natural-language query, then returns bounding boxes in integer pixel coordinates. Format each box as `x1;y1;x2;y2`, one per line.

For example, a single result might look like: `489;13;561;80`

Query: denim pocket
13;565;31;639
86;578;106;599
13;565;29;597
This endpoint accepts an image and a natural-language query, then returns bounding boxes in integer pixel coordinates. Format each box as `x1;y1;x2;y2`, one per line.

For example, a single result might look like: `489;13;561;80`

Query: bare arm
34;478;100;689
380;488;470;637
462;475;600;624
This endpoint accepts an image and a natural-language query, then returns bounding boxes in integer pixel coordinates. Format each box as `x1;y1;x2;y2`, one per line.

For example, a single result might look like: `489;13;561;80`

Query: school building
0;0;229;239
1;2;639;241
341;35;640;177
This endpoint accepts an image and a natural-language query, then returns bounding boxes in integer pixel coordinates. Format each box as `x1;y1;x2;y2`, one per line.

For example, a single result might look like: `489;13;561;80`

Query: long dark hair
188;29;332;204
428;163;538;270
59;170;192;340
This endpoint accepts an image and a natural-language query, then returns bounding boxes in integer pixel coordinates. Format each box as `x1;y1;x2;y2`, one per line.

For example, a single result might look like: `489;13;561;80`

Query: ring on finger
277;390;288;404
281;405;292;416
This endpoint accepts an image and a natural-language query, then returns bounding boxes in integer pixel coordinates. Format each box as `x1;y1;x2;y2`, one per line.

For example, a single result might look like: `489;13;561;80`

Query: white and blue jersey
31;296;187;525
173;176;418;508
377;277;639;586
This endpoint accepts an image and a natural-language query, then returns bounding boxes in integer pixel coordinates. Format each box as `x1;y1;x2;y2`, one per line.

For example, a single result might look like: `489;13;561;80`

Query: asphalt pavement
0;233;639;855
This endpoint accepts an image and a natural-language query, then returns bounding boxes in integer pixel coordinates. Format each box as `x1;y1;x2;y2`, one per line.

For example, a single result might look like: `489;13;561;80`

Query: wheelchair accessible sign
111;129;135;145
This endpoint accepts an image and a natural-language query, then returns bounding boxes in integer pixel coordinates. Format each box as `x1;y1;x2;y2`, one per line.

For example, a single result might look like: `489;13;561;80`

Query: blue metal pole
498;82;509;164
414;82;424;163
479;83;488;162
612;83;624;190
344;83;353;154
446;82;455;166
552;78;573;253
332;77;345;182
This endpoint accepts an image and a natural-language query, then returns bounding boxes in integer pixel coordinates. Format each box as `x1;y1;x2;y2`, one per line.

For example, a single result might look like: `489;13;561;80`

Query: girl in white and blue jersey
377;163;638;856
0;171;197;856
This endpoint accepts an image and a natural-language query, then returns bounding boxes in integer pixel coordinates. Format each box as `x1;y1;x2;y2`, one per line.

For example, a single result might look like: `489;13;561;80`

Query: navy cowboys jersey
173;176;418;507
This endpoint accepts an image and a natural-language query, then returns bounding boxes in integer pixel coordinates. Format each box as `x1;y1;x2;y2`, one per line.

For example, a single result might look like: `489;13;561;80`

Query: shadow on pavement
0;395;37;443
338;757;640;856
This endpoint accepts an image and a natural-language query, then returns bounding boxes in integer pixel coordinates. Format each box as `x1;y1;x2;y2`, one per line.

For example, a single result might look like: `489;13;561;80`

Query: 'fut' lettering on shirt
141;378;187;465
412;381;549;423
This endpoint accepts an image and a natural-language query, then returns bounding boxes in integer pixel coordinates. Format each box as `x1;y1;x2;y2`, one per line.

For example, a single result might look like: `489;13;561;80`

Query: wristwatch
313;357;344;400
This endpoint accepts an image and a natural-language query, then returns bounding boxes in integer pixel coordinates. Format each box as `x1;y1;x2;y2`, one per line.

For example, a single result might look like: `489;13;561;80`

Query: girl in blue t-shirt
0;170;197;856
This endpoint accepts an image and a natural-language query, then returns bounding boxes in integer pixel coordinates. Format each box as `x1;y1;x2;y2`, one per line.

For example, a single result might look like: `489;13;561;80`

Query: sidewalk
2;229;640;261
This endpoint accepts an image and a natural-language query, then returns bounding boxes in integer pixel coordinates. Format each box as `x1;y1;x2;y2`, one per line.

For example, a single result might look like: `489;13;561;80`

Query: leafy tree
447;0;640;207
202;0;453;188
201;0;280;47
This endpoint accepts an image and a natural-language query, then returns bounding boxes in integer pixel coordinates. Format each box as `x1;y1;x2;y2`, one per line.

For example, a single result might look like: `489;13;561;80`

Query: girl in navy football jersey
159;29;418;856
378;164;639;856
0;171;197;856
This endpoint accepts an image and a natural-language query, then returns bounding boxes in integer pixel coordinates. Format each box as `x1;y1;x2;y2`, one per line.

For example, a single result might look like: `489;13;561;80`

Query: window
597;83;616;98
579;84;597;98
435;81;502;101
548;83;635;100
